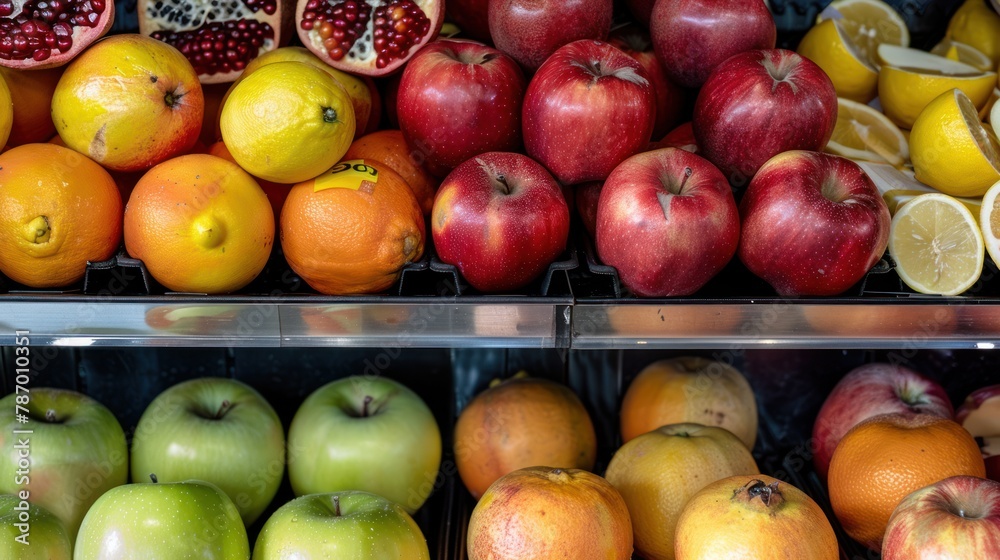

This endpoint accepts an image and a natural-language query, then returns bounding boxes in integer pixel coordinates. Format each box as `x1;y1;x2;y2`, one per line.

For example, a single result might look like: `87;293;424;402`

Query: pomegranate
295;0;444;77
138;0;295;83
0;0;114;69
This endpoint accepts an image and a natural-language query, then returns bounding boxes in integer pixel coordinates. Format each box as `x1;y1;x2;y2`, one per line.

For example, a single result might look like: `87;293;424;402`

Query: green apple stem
45;409;57;422
362;396;373;417
214;400;232;419
149;474;159;484
332;495;342;516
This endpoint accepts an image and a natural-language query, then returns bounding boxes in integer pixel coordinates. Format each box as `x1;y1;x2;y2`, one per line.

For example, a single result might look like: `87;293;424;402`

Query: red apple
397;39;527;178
660;122;698;153
883;476;1000;559
608;23;686;140
431;152;570;292
523;40;656;185
737;151;889;296
488;0;614;71
447;0;492;43
693;49;838;187
651;0;776;89
595;147;740;297
812;363;954;481
957;385;1000;482
575;181;603;239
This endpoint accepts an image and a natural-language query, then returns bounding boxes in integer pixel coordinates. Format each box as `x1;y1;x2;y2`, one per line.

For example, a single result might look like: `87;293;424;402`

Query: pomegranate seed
32;47;50;61
55;36;71;51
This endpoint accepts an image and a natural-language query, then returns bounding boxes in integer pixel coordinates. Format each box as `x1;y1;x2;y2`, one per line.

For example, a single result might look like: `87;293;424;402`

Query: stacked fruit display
0;0;997;298
0;376;444;557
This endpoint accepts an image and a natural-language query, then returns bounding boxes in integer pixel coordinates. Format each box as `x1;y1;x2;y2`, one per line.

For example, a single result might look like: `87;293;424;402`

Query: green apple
74;478;250;559
252;491;431;559
0;494;72;559
0;388;128;543
287;376;442;513
129;377;285;526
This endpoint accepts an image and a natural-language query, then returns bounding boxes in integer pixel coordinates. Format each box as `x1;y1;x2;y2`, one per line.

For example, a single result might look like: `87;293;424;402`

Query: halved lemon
948;0;1000;67
817;0;909;67
981;87;1000;121
979;179;1000;266
992;90;1000;128
889;192;984;295
826;97;908;166
910;88;1000;197
931;39;996;72
797;19;878;103
877;44;998;129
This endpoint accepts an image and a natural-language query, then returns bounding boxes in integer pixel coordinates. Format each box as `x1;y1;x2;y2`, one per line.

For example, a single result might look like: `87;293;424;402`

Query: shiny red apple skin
595;147;740;297
813;363;954;481
523;40;656;185
660;122;698;153
447;0;492;42
882;476;1000;560
737;151;890;296
651;0;776;89
488;0;614;71
694;49;838;187
397;39;527;178
431;152;570;292
575;181;603;239
608;24;685;141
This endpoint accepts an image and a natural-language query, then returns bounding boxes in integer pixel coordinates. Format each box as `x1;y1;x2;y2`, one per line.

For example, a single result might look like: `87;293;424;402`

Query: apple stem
149;474;158;484
332;495;342;516
362;396;374;417
495;174;511;195
45;409;57;422
679;167;692;192
214;400;232;419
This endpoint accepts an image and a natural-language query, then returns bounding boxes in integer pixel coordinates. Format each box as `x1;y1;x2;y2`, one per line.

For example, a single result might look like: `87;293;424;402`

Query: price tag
314;160;379;192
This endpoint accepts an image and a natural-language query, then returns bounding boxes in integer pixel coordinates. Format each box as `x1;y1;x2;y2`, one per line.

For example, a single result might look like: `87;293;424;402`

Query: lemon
994;92;1000;129
826;97;908;166
889;192;984;295
910;89;1000;198
931;39;995;72
797;20;878;103
220;61;356;184
0;73;10;149
984;88;1000;121
979;179;1000;266
817;0;910;66
947;0;1000;67
877;44;997;129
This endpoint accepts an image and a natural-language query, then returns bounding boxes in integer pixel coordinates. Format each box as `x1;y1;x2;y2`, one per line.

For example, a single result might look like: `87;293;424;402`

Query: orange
453;373;597;500
619;356;758;449
604;423;759;560
280;158;425;295
828;412;986;550
343;130;439;215
123;154;274;294
0;66;62;146
467;467;633;560
0;144;122;288
207;141;290;230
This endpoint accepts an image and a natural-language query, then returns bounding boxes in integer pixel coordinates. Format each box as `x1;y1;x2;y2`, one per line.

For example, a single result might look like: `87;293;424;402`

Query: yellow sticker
314;159;379;192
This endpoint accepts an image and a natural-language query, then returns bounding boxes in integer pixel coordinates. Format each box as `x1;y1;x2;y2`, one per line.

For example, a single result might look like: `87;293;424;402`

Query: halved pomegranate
138;0;295;83
0;0;114;69
295;0;443;77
